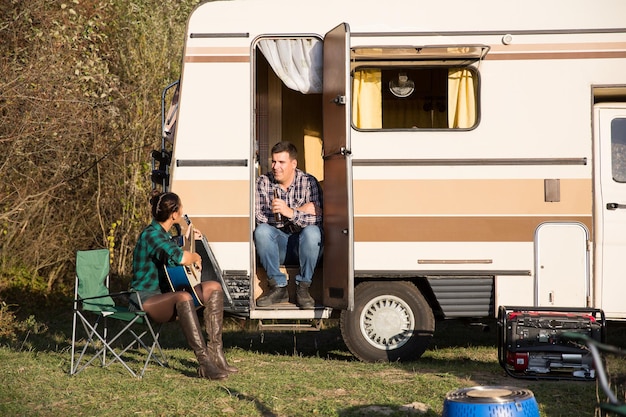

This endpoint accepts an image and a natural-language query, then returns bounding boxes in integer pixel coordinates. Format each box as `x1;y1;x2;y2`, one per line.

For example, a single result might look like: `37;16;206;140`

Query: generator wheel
340;281;435;362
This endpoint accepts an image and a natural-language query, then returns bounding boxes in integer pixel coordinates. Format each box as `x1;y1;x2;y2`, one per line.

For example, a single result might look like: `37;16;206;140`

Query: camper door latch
332;95;346;105
607;202;626;210
323;146;351;160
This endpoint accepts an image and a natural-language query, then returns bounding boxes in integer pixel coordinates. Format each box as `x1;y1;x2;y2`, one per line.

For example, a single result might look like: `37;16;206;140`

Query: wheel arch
353;275;443;318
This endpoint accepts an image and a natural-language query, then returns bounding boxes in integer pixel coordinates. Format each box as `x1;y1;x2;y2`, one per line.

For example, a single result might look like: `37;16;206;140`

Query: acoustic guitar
164;215;203;306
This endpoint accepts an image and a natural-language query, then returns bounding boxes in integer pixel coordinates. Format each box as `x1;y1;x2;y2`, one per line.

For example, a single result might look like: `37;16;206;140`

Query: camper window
611;118;626;182
352;66;478;130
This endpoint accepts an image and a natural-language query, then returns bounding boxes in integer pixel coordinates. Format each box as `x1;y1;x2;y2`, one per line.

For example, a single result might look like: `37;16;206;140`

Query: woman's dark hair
149;190;181;222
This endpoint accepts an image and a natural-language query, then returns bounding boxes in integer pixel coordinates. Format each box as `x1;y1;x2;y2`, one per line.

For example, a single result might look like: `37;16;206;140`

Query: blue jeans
253;223;322;287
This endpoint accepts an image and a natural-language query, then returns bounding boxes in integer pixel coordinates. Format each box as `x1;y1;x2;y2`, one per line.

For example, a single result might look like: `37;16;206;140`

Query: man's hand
273;199;321;218
297;202;321;216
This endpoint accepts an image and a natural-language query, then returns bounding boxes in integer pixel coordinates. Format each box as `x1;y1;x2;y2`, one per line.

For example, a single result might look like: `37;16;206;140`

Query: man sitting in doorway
254;141;323;309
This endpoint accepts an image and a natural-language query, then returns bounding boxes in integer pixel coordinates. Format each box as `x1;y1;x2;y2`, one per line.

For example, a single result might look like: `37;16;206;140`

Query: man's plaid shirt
255;168;323;231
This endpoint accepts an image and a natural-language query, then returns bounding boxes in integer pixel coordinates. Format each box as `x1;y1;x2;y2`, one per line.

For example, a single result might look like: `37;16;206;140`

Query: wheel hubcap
360;295;415;350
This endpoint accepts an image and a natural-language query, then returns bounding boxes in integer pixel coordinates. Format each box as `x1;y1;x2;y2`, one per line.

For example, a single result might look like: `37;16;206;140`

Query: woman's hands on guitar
181;250;202;272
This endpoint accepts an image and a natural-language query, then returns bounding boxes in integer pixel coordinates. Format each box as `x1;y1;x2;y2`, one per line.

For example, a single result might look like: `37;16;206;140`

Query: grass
1;310;625;417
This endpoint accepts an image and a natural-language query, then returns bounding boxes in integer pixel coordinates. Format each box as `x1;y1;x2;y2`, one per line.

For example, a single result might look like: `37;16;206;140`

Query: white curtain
258;38;323;94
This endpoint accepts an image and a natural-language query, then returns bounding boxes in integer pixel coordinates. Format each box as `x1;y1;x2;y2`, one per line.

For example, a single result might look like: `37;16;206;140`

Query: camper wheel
340;281;435;362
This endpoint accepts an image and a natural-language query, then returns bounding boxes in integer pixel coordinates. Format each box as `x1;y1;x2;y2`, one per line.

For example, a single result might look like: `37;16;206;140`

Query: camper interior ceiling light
389;73;415;97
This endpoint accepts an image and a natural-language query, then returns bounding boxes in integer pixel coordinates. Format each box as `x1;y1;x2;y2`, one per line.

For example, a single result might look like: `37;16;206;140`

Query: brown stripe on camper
184;46;250;63
191;217;250;242
353;178;591;216
354;216;592;242
190;215;592;243
172;179;250;242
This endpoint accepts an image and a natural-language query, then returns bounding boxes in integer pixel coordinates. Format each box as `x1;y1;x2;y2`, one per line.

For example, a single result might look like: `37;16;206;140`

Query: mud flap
497;306;605;380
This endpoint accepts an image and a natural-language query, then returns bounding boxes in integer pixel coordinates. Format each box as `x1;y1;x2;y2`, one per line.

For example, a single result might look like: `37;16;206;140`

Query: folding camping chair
70;249;167;378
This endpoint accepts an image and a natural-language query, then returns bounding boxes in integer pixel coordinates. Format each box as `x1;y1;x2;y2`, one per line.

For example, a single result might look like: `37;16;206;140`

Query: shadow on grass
219;387;279;417
338;404;439;417
220;316;502;361
3;306;502;361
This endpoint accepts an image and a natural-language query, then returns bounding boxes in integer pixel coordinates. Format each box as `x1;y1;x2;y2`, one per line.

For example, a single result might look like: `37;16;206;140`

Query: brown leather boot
176;299;228;380
204;291;238;374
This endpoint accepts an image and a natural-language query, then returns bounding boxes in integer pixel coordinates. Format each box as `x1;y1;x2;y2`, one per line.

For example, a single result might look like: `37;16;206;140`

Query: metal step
258;318;325;332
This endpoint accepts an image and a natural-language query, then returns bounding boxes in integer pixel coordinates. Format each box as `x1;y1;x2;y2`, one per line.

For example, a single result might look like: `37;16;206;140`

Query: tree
0;0;199;304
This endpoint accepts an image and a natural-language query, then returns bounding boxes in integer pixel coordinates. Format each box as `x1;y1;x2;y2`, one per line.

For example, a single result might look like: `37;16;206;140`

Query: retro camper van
151;0;626;369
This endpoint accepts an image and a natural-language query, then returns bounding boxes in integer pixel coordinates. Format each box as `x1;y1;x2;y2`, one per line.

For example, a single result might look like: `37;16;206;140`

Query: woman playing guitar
129;190;238;380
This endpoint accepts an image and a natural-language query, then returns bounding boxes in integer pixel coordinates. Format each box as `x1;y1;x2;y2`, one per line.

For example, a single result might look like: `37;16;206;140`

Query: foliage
0;301;47;343
0;0;201;308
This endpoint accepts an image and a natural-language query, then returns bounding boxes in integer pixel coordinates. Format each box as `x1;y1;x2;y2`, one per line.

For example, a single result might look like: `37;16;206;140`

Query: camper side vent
427;276;494;318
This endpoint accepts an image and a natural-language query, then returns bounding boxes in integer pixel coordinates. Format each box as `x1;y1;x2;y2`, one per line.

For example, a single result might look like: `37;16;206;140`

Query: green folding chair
70;249;167;378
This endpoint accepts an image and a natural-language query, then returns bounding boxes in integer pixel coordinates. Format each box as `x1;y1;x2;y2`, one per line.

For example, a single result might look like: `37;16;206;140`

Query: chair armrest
76;290;133;302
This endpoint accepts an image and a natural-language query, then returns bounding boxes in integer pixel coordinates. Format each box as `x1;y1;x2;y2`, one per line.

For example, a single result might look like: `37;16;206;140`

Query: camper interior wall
254;45;323;179
253;41;325;306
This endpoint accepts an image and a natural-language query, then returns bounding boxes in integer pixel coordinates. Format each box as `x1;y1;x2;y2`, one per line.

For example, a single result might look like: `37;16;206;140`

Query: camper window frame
350;45;485;132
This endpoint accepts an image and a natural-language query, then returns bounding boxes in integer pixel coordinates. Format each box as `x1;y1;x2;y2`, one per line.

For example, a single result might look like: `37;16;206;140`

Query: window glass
611;117;626;182
352;66;478;130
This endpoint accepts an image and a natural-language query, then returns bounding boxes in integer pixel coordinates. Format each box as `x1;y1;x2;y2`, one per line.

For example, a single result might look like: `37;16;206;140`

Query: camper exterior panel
205;242;250;272
186;0;626;39
354;242;533;273
174;63;251;162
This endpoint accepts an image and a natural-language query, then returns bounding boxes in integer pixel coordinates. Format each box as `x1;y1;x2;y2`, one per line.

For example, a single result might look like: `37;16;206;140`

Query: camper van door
595;104;626;318
322;23;354;310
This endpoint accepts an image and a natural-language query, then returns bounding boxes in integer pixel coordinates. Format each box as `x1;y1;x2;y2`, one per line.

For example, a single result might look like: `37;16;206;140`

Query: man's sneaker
296;283;315;309
256;285;288;307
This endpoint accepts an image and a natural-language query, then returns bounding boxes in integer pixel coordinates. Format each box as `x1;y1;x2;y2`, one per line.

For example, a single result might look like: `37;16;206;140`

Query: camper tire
340;281;435;362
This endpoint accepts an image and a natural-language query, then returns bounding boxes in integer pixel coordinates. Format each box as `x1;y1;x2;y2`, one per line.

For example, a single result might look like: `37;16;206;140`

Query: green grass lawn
1;311;625;417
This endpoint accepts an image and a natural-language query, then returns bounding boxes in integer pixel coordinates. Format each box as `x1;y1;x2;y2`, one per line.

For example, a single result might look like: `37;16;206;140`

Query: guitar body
164;215;204;307
165;263;203;307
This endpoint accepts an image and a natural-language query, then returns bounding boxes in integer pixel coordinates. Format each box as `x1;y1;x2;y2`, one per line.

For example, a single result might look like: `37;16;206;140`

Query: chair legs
70;309;166;378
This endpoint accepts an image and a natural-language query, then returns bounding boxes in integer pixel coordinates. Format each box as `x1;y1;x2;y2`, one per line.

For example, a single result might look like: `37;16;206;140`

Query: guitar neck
189;224;195;253
183;214;195;253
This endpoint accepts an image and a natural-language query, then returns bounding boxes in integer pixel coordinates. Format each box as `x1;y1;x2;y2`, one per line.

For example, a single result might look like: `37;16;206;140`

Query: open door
594;103;626;318
322;23;354;310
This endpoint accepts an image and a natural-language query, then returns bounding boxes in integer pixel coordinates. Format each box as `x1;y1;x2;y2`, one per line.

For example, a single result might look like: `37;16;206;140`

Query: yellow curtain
352;69;382;129
448;69;476;129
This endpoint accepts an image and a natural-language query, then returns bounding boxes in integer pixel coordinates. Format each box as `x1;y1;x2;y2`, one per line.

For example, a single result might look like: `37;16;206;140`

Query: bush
0;0;201;310
0;302;48;346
